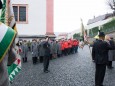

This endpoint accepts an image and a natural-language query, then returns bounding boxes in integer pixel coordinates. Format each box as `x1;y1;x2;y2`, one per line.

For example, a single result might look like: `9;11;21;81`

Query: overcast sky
54;0;112;33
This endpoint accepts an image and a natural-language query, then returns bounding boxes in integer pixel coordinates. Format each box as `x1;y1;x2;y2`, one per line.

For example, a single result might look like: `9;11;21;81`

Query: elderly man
0;1;17;86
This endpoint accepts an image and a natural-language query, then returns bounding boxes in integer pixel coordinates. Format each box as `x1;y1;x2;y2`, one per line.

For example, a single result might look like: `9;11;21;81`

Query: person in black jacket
43;36;51;73
92;32;114;86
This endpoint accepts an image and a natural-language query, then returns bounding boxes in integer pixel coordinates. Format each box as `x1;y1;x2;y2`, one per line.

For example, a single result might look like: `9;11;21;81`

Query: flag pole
5;0;8;25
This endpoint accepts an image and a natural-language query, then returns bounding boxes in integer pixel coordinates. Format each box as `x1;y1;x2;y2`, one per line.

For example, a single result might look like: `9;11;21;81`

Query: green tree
73;33;77;39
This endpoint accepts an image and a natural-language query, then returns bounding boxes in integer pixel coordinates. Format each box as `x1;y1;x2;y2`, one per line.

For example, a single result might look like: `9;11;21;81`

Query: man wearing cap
92;32;114;86
0;1;17;86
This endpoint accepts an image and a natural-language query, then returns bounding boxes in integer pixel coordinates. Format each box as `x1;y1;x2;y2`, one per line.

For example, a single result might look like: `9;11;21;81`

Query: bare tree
107;0;115;9
107;0;115;14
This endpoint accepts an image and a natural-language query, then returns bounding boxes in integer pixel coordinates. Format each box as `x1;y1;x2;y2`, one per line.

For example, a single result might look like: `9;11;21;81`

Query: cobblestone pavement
11;46;115;86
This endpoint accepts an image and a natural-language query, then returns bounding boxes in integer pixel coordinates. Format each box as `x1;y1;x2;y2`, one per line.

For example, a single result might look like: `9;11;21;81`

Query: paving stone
11;46;115;86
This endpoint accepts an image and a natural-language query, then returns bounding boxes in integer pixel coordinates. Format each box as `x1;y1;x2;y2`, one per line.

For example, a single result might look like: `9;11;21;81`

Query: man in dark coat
43;36;51;73
92;32;114;86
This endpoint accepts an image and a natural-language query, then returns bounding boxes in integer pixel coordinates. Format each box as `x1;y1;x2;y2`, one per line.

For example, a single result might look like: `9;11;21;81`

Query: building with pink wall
11;0;55;38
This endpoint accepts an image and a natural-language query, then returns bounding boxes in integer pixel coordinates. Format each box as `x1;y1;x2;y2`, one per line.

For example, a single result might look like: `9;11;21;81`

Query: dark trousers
64;48;68;55
62;50;64;56
32;57;37;64
43;55;50;71
75;46;78;53
23;57;27;63
57;54;61;57
70;48;72;54
107;61;112;67
39;56;43;63
71;47;74;54
50;54;52;60
68;48;71;54
95;64;106;86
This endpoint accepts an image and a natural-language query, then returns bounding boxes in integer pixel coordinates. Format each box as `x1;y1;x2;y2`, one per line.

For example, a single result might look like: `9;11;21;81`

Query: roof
87;13;113;25
17;34;56;38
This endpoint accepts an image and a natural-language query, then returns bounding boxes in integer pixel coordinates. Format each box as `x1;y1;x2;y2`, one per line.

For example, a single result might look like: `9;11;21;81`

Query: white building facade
11;0;55;38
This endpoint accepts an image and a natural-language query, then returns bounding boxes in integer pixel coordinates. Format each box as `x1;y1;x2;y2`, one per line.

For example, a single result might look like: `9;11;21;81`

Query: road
11;46;115;86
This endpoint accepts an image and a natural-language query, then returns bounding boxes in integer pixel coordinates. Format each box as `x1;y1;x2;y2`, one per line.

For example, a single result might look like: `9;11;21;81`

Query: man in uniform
92;32;114;86
43;36;51;73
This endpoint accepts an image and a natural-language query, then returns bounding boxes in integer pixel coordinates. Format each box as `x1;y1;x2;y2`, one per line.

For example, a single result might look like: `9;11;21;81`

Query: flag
8;47;21;81
80;19;84;37
0;0;6;23
7;0;17;32
94;26;102;39
80;19;88;41
7;0;21;81
0;22;16;63
1;0;17;32
84;30;88;41
0;0;21;81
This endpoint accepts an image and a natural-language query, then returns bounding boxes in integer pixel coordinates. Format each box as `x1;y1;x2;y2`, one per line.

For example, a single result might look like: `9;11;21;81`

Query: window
13;6;18;21
13;4;28;23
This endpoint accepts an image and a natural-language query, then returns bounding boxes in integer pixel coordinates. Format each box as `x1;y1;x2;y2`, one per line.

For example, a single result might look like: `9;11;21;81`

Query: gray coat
0;48;16;86
52;42;58;54
31;42;39;57
38;41;45;56
49;42;53;54
57;43;62;55
108;40;115;61
20;43;28;58
108;50;115;61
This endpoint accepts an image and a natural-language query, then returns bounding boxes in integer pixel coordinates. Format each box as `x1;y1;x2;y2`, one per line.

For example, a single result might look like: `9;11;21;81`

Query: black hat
98;32;105;37
0;0;2;9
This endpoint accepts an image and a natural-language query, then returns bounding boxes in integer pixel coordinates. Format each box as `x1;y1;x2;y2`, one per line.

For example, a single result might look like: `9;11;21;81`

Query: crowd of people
16;37;79;73
1;0;115;86
17;38;79;63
